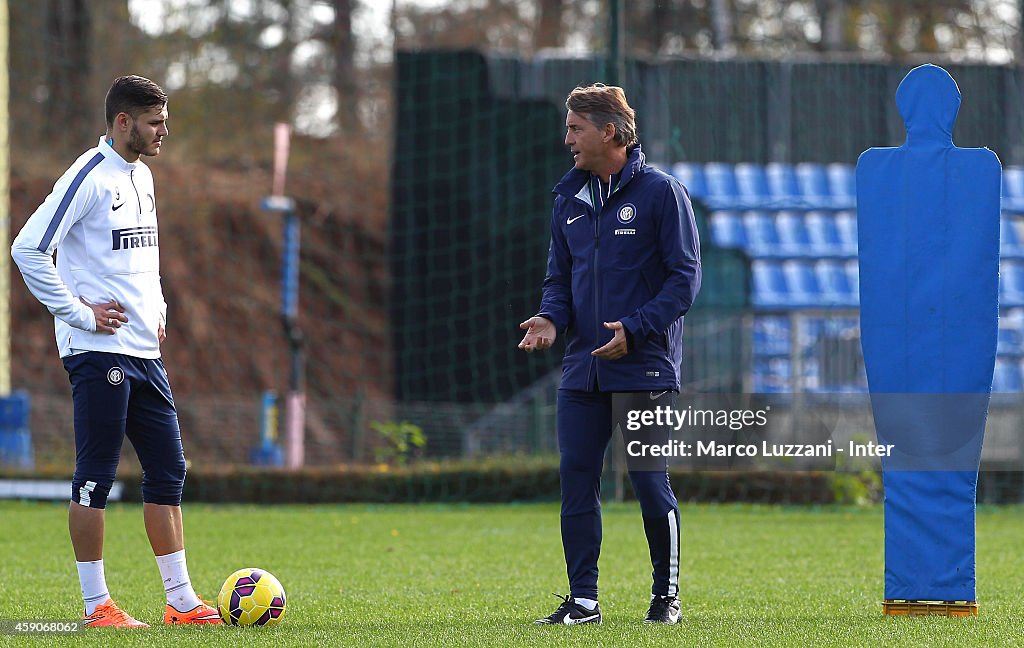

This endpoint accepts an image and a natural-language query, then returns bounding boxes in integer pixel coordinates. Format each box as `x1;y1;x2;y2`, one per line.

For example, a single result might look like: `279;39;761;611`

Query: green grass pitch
1;501;1023;646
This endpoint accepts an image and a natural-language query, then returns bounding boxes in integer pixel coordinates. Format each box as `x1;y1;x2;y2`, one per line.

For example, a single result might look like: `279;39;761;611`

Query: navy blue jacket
538;145;702;392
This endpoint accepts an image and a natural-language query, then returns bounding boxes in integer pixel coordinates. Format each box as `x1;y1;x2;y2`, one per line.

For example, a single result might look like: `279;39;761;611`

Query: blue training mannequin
857;64;999;602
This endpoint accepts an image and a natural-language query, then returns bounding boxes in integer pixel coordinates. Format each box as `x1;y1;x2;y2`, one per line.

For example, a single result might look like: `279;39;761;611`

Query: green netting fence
12;49;1024;486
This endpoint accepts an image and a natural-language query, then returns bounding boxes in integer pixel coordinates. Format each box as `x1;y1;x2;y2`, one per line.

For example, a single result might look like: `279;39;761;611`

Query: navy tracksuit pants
557;388;681;600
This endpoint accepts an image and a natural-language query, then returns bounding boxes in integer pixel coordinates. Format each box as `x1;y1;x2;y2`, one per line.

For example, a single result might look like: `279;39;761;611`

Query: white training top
11;138;167;359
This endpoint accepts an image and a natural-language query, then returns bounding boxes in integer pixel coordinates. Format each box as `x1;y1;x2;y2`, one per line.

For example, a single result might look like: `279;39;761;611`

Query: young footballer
11;75;220;628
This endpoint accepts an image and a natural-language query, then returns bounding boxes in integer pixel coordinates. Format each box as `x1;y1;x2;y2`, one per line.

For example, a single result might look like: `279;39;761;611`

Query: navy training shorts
62;351;187;508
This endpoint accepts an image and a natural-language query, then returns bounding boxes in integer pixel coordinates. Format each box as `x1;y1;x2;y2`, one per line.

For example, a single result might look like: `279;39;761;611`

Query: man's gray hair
566;84;638;148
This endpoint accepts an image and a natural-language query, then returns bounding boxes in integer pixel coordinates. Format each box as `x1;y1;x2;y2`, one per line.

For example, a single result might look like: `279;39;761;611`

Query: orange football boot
83;599;149;628
163;600;223;625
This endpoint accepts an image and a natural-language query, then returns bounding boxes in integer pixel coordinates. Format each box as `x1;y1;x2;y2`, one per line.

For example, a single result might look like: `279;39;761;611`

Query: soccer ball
217;567;287;626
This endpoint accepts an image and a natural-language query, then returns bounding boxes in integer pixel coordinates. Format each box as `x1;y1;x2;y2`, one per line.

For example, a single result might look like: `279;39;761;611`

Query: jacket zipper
590;175;621;389
591;201;600;389
129;169;142;220
590;176;611;389
567;172;624;391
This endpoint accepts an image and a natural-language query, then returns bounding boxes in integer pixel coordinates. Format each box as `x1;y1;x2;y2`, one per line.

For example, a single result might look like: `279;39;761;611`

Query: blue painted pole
281;211;300;320
261;196;305;468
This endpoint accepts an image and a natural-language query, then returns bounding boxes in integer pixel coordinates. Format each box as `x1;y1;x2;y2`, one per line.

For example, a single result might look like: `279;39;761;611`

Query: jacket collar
98;136;139;172
553;144;646;206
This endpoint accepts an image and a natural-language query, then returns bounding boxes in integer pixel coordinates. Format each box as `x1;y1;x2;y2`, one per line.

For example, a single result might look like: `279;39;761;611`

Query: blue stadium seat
744;210;782;257
704;162;742;209
752;356;791;393
751;260;790;308
672;162;708;201
709;211;746;249
775;211;812;256
1001;218;1023;258
804;211;844;256
993;357;1023;392
999;329;1024;357
845;259;860;302
826;163;856;209
752;315;791;355
765;162;801;208
734;163;771;208
782;260;822;307
816;260;857;307
795;163;832;209
998;310;1024;357
834;211;858;255
801;358;823;392
1003;166;1024;213
799;316;826;352
1005;218;1024;258
1000;261;1024;307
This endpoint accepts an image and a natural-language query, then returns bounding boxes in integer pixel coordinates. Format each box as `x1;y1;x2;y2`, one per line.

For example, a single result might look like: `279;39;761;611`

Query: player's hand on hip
518;316;556;352
81;296;128;335
592;321;629;360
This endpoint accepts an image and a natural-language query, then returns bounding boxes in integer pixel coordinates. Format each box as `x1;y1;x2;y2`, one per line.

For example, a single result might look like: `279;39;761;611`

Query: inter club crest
617;203;637;224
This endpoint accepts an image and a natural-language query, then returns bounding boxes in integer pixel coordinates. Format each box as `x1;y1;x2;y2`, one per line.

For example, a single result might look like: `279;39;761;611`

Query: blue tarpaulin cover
857;64;999;601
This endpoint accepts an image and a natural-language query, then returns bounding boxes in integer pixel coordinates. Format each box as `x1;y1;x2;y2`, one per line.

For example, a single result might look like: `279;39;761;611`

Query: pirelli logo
112;226;158;251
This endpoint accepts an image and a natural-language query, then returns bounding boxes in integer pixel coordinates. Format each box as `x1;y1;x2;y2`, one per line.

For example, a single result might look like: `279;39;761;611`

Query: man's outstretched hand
518;316;556;352
591;321;629;360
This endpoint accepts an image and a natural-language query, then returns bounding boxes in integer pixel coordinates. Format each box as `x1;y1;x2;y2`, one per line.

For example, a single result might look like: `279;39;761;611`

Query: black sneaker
534;594;602;625
644;595;681;624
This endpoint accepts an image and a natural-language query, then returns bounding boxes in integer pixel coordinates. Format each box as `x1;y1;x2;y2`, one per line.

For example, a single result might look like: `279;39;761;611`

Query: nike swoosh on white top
567;214;586;225
563;612;600;625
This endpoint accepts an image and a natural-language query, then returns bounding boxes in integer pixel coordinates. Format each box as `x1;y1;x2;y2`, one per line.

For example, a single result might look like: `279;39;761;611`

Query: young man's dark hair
104;75;167;128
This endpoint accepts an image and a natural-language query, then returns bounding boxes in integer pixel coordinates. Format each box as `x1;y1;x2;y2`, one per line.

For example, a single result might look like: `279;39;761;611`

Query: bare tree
332;0;358;133
45;0;92;150
710;0;735;52
535;0;565;50
394;0;534;53
89;0;139;88
1018;0;1024;62
815;0;847;52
